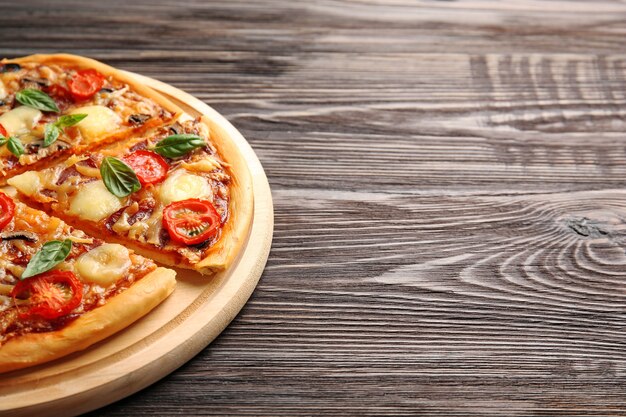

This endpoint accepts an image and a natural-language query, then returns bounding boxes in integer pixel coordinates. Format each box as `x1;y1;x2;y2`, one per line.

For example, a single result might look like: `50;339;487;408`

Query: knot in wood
565;217;609;238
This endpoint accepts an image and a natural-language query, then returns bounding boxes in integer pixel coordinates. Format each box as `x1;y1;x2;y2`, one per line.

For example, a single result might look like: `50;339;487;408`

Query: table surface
3;0;626;415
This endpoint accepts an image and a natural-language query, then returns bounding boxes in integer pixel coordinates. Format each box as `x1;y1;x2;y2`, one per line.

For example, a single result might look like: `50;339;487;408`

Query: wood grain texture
3;0;626;415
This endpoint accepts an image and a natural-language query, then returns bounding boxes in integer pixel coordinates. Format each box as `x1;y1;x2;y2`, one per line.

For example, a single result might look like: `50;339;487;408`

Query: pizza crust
0;267;176;374
193;115;254;274
4;53;184;120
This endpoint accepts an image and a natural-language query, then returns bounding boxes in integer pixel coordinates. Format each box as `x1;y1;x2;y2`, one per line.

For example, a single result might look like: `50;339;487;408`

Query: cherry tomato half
11;271;83;320
0;192;15;230
123;150;169;186
0;123;7;137
163;199;221;245
67;69;105;101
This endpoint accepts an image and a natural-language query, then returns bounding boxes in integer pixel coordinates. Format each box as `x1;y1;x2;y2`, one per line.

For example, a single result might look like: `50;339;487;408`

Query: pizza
0;54;253;373
9;117;253;274
0;54;181;179
0;191;175;373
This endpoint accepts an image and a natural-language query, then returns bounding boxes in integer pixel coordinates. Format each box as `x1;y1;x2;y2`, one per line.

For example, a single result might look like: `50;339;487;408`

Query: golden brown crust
3;53;183;120
0;267;176;374
193;115;253;274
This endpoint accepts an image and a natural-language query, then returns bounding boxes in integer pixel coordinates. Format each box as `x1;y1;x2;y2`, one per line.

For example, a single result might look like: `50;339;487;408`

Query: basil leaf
55;113;87;129
100;156;141;197
21;239;73;279
0;137;7;146
43;114;87;147
7;136;24;157
44;124;60;147
15;89;60;113
152;134;205;158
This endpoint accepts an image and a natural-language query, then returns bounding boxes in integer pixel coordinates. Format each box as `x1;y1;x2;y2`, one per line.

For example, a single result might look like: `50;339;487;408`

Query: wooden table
3;0;626;415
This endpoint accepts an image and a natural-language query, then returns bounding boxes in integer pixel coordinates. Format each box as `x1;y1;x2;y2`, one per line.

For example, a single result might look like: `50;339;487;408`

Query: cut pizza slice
0;191;176;373
0;54;182;180
9;117;253;275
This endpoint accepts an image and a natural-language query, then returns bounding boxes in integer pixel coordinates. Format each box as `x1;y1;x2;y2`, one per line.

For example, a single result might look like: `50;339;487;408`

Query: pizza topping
0;81;6;101
67;69;105;101
0;193;15;230
123;150;168;186
152;134;205;159
163;199;220;245
45;84;72;102
68;180;124;221
74;161;100;178
0;231;38;243
69;105;121;141
21;239;72;279
128;113;151;126
0;63;21;73
180;158;222;173
0;124;7;137
75;243;131;286
158;170;211;206
6;171;41;196
22;77;50;88
11;270;83;320
15;88;60;113
0;106;42;137
44;113;88;147
1;136;25;158
100;156;141;197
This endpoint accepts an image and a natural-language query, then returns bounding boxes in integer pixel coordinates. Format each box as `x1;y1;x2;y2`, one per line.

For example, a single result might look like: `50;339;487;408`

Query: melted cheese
0;80;7;101
181;158;221;173
68;180;123;221
64;154;88;167
7;171;41;196
75;243;131;286
0;106;42;137
70;105;121;142
75;163;101;178
158;170;211;205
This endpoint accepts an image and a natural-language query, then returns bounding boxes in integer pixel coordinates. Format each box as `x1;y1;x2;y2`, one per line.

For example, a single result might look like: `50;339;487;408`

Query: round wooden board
0;73;274;417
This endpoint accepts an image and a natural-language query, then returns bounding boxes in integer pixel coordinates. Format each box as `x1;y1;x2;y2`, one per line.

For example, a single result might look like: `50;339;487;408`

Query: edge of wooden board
0;73;273;417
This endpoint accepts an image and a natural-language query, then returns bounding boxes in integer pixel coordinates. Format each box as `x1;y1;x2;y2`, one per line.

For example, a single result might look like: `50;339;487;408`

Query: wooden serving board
0;73;274;417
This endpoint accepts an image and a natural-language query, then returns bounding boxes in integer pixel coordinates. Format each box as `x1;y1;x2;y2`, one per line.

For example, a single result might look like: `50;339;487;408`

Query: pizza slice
8;117;253;275
0;54;182;180
0;191;176;373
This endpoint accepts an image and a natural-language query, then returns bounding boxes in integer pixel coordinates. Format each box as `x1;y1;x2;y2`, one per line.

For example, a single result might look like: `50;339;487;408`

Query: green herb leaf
21;239;73;279
100;156;141;198
43;113;88;147
0;137;7;146
15;89;60;113
7;137;24;157
54;113;88;129
44;124;60;147
152;134;205;159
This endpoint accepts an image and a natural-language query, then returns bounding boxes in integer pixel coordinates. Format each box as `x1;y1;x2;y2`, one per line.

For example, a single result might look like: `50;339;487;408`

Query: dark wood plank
3;0;626;415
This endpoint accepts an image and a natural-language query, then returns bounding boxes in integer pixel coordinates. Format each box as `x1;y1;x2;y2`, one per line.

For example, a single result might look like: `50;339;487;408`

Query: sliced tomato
67;69;105;101
0;123;7;137
123;150;169;186
11;271;83;320
163;199;221;245
0;192;15;230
